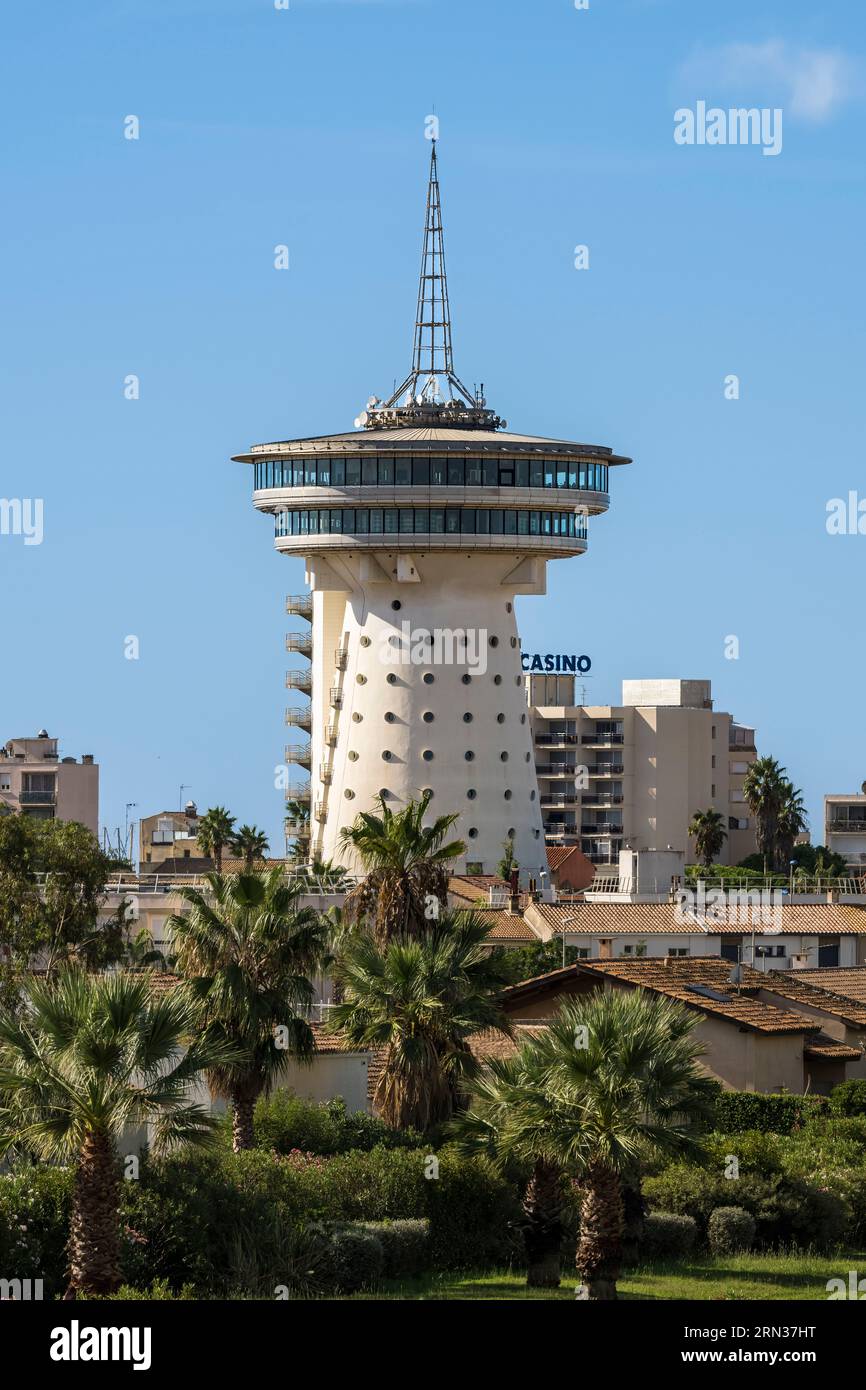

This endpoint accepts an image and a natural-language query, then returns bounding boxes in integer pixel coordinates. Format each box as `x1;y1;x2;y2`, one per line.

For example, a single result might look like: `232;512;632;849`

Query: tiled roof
469;1023;546;1063
472;907;538;942
803;1036;863;1061
547;846;581;870
448;875;509;905
761;971;866;1028
574;958;823;1036
794;967;866;1004
309;1022;370;1056
531;901;866;937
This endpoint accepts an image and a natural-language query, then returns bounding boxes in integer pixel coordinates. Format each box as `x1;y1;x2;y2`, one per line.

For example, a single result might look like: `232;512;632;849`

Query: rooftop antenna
358;140;505;431
179;784;190;811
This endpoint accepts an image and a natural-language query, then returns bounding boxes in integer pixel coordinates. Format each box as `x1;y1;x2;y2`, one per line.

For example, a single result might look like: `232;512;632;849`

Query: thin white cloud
678;40;858;122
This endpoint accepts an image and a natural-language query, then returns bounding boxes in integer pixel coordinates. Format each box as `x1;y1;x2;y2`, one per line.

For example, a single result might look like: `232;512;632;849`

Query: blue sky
1;0;863;857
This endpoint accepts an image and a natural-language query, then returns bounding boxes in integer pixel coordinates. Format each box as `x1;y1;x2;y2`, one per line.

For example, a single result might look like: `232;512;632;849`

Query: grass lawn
345;1251;866;1300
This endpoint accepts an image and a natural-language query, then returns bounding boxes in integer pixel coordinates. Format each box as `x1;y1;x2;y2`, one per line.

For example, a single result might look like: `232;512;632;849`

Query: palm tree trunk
231;1095;256;1151
576;1165;623;1300
66;1129;121;1297
523;1158;563;1288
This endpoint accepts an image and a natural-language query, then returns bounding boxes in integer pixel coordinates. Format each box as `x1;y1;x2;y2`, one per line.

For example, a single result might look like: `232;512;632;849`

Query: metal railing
285;632;313;655
19;789;56;805
334;647;349;670
284;743;312;766
285;594;313;619
285;708;312;728
285;670;312;691
329;688;343;707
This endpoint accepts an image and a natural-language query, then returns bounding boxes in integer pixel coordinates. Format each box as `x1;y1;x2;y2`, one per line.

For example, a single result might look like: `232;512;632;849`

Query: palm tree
0;970;232;1296
539;991;714;1298
458;990;714;1299
339;791;465;942
742;757;787;873
688;808;727;870
328;910;512;1131
775;782;807;873
231;824;270;870
123;925;171;972
449;1047;569;1287
302;857;351;890
195;806;236;874
285;800;311;865
168;870;327;1151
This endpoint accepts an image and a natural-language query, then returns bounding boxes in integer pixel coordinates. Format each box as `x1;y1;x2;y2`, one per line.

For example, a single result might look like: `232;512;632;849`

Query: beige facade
528;676;757;867
0;731;98;834
139;802;203;866
824;793;866;872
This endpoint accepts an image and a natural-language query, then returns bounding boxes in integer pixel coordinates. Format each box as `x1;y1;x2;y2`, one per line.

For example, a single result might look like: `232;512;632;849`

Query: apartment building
0;731;98;833
139;801;204;868
824;792;866;873
527;676;757;867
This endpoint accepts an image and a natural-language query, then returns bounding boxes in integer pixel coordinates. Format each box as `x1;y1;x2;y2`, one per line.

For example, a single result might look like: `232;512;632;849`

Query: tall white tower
234;143;631;877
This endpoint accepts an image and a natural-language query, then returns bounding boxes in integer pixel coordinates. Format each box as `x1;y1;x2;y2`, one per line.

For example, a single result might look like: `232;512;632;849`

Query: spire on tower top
356;141;505;431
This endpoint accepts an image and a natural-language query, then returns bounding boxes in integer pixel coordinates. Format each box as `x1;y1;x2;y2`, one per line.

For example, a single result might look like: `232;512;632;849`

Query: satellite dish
861;780;866;795
366;396;378;408
354;411;368;428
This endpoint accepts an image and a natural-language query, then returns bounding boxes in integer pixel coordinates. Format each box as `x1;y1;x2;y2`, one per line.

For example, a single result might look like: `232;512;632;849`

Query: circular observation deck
233;426;630;561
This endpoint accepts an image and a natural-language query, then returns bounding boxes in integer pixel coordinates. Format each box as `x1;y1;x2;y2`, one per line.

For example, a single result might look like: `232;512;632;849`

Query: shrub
708;1206;755;1254
330;1228;384;1292
355;1219;429;1278
644;1165;848;1251
640;1212;698;1260
426;1149;522;1270
829;1080;866;1118
80;1279;197;1301
253;1092;421;1156
712;1091;827;1135
0;1165;73;1298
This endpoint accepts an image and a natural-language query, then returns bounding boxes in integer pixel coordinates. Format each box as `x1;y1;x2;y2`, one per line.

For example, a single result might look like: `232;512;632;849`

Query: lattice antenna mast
359;141;505;430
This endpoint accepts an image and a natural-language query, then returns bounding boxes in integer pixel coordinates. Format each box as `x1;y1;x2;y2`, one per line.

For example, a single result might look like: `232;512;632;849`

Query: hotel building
527;676;758;866
234;144;631;875
0;731;98;833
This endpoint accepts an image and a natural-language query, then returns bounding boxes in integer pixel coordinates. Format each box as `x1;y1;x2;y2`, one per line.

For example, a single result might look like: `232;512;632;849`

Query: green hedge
253;1092;421;1156
711;1091;827;1135
0;1145;519;1296
644;1165;848;1251
829;1080;866;1118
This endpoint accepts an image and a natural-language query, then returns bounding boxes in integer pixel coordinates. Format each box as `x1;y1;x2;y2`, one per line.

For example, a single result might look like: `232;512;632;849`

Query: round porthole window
530;790;536;801
468;827;478;839
348;750;359;762
497;713;505;724
423;673;434;685
505;602;512;613
344;789;355;800
360;635;371;648
500;752;509;762
385;711;396;723
382;750;393;761
422;711;434;723
422;749;434;761
391;600;402;611
465;750;475;762
520;713;527;724
387;673;398;685
525;752;531;762
493;675;502;685
510;637;517;648
489;636;499;648
461;674;472;685
467;789;477;800
352;712;363;723
507;827;515;839
504;790;512;800
463;712;473;723
356;674;367;685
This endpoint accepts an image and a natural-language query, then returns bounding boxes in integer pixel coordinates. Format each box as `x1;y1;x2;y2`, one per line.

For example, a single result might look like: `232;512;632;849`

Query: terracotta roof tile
794;966;866;1004
761;971;866;1028
531;901;866;937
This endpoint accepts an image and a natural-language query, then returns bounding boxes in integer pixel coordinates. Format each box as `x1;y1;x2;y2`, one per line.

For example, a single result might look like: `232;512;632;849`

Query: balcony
536;763;577;778
581;734;624;747
535;733;580;747
330;688;343;708
326;724;338;746
286;783;311;803
314;801;327;822
284;818;311;838
540;794;579;807
285;743;312;769
285;632;313;657
285;708;312;730
828;820;866;835
334;646;349;671
319;764;332;785
19;789;56;805
582;793;623;806
581;824;624;836
286;594;313;620
285;670;313;692
588;764;624;777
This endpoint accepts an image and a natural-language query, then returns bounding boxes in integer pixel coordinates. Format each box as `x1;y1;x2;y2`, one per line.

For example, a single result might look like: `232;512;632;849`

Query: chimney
508;892;521;915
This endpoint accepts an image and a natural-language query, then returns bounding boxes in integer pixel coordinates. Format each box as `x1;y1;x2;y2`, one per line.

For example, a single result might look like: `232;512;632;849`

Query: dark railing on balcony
535;733;580;747
581;824;624;836
19;789;56;805
330;688;343;707
540;794;579;807
581;733;624;745
536;763;577;776
828;818;866;833
588;764;624;776
582;793;623;805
